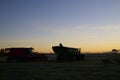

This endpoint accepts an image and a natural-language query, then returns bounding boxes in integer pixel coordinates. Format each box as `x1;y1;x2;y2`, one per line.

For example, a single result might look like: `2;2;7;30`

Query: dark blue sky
1;0;120;52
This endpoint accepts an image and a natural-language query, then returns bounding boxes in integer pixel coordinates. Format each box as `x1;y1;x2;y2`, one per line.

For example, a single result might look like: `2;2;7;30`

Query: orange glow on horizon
34;44;120;53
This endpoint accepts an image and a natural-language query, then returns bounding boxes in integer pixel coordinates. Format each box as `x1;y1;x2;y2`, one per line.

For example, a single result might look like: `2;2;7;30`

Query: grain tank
52;43;85;61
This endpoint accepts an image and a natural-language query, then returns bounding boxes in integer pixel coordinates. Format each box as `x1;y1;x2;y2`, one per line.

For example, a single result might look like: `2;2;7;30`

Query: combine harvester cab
52;43;85;61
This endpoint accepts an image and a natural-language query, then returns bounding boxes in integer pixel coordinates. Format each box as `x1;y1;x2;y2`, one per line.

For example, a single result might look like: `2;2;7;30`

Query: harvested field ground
0;59;120;80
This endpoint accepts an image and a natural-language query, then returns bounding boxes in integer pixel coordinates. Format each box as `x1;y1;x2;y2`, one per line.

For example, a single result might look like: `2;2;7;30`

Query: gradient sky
1;0;120;53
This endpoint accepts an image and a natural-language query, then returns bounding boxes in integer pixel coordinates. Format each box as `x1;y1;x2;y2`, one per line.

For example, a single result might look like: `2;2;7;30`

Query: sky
0;0;120;53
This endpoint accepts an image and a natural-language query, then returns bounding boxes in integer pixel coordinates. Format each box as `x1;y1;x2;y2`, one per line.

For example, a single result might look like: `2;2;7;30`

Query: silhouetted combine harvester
52;43;85;61
5;47;47;62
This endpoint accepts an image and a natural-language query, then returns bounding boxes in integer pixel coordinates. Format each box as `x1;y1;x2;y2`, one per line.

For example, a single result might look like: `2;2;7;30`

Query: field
1;58;120;80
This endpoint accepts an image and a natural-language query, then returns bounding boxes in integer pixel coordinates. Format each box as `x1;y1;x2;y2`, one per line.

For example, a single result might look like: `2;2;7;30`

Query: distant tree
112;49;119;52
112;49;118;52
112;49;119;54
0;48;5;53
0;48;7;56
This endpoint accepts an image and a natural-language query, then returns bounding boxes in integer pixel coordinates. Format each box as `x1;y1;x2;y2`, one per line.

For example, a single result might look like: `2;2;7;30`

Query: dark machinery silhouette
5;47;47;62
52;43;85;61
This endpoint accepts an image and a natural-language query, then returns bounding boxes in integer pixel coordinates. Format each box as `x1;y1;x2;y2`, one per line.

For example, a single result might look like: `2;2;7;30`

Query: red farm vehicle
5;47;47;62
